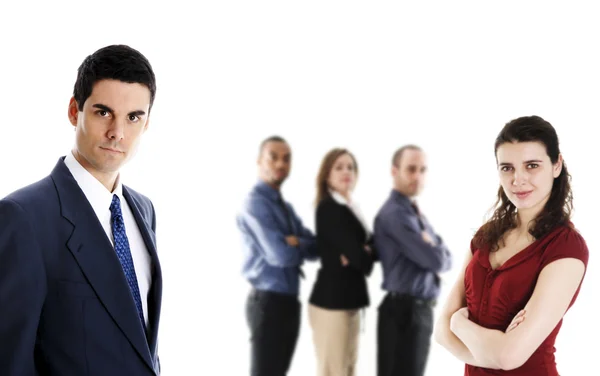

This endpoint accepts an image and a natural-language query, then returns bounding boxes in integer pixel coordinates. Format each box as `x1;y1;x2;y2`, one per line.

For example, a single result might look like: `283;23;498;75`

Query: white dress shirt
64;152;152;327
330;190;371;236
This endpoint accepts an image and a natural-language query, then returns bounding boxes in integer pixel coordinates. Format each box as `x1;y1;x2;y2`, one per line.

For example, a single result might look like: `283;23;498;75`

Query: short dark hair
259;135;288;155
392;144;422;167
73;44;156;111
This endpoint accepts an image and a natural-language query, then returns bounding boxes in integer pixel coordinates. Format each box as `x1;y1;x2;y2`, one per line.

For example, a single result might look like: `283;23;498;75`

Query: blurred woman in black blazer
308;148;376;376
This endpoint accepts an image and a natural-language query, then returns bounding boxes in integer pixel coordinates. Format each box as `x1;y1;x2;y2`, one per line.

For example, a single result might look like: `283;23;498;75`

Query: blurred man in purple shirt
374;145;453;376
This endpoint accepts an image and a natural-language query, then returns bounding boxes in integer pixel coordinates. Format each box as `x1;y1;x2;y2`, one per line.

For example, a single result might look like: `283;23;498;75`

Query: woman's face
327;153;357;196
496;141;562;213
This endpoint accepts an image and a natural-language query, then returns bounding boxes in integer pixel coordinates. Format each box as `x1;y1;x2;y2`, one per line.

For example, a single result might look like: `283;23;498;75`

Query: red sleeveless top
464;225;589;375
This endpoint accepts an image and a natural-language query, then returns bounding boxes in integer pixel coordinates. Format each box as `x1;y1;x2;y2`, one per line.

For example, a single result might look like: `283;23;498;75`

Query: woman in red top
434;115;589;375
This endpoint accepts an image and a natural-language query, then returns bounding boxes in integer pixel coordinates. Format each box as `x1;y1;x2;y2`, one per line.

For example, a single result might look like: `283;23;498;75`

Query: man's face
258;141;291;187
392;149;427;197
68;79;151;178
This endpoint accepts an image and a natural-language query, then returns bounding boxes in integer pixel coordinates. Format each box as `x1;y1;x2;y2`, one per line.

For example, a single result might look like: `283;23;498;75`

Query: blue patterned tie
110;194;145;330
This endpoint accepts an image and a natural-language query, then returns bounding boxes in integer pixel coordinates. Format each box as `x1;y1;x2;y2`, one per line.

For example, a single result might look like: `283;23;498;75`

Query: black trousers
246;289;301;376
377;293;435;376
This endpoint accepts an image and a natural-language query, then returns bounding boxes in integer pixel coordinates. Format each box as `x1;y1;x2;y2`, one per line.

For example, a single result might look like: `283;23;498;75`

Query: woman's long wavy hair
473;115;573;252
315;148;358;206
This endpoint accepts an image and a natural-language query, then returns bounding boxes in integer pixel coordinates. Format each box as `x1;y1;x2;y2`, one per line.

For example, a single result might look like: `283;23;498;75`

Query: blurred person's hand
422;231;436;246
340;254;349;266
286;236;299;247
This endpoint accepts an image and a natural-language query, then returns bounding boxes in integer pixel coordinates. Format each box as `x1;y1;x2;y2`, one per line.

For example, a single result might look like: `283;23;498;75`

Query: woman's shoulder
540;224;589;266
317;195;345;213
469;229;488;255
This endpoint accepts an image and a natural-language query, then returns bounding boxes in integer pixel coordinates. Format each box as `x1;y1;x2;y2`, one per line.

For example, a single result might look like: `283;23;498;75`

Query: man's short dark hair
73;44;156;111
392;144;422;167
259;135;288;155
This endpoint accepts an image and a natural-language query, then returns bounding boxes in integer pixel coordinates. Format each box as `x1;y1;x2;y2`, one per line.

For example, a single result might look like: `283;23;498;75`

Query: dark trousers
377;293;435;376
246;288;301;376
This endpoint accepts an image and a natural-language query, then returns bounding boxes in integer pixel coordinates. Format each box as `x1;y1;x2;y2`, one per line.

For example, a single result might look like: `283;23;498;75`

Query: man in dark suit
0;45;162;375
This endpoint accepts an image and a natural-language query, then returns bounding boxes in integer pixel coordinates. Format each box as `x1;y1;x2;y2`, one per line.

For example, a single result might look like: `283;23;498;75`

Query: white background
1;1;599;375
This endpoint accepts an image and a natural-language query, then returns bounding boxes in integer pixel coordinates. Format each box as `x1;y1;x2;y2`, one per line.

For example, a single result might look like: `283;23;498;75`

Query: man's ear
68;97;79;127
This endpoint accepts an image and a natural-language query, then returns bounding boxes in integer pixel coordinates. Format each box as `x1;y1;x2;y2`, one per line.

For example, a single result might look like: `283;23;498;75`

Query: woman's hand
505;309;526;333
340;254;349;266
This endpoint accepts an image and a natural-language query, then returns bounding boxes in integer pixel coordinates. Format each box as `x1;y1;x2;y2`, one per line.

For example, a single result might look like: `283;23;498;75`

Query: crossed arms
434;250;585;370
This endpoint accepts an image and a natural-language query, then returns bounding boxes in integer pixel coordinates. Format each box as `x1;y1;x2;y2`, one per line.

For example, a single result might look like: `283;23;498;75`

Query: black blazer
309;195;375;310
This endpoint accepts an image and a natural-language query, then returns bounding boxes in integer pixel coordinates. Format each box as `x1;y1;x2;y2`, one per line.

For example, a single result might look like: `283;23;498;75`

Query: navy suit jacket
0;157;163;375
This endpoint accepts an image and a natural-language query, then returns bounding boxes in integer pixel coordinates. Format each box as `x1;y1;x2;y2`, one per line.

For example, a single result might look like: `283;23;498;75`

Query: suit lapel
123;187;163;362
50;158;155;373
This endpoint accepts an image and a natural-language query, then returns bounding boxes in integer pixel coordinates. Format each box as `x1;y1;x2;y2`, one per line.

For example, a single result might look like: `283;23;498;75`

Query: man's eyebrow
92;103;114;113
92;104;146;117
128;110;146;117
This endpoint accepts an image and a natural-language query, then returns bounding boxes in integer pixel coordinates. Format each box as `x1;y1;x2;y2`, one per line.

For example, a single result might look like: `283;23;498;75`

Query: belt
249;288;299;303
388;292;437;308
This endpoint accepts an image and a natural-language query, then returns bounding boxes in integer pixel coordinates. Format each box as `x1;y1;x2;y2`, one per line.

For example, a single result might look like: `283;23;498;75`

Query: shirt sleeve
290;206;319;261
379;208;452;273
0;199;47;375
540;226;589;270
237;198;303;268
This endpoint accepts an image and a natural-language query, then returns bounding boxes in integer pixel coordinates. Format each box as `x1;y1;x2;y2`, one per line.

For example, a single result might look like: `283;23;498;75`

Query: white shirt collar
64;151;124;217
330;190;351;206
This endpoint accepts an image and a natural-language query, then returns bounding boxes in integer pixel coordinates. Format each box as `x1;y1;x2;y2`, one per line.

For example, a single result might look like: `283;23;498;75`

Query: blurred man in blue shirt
237;135;318;376
374;145;453;376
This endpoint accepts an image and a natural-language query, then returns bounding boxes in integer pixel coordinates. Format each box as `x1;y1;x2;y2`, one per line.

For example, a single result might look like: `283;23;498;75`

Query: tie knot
109;194;122;215
411;201;420;215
